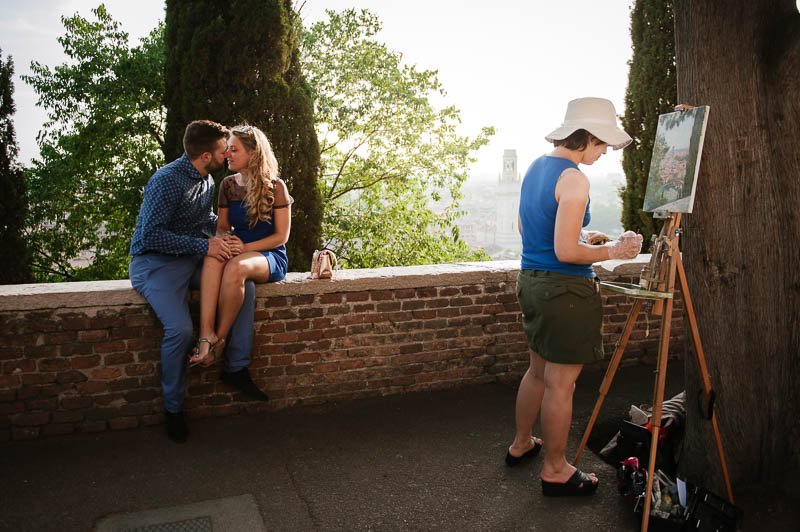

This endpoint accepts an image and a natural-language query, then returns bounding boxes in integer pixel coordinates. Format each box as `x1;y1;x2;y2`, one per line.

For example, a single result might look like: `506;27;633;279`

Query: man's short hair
552;129;605;151
183;120;230;160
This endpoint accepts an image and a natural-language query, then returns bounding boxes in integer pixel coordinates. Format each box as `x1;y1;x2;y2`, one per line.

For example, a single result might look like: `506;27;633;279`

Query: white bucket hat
545;97;632;150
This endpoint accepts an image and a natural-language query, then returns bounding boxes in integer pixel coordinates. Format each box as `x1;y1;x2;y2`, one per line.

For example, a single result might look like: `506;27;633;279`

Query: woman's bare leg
214;252;270;344
539;361;597;485
191;256;226;363
509;350;546;456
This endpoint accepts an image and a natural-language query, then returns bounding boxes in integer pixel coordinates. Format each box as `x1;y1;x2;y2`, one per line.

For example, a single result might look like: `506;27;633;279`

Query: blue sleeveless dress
219;175;291;282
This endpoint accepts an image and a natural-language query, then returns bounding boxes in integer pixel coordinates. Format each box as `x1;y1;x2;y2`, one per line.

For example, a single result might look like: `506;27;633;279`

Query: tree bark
674;0;800;493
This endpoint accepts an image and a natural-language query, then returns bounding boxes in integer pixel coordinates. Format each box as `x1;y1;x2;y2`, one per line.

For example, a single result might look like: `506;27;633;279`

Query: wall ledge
0;256;650;312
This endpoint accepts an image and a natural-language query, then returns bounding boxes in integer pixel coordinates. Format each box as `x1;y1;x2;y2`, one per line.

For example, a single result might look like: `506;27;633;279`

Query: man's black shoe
221;368;269;401
164;410;188;443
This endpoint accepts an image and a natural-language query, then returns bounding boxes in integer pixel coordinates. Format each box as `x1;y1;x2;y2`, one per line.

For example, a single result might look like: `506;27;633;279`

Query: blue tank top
519;155;594;278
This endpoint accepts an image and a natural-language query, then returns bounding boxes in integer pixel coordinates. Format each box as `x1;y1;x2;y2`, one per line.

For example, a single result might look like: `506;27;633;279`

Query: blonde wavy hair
231;124;280;228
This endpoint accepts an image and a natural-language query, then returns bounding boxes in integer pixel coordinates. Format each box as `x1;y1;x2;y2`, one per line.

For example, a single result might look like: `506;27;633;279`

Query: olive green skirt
516;269;604;365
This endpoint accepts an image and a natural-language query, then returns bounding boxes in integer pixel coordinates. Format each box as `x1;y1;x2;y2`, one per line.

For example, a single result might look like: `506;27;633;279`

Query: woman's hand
604;231;643;259
583;231;611;245
223;234;245;256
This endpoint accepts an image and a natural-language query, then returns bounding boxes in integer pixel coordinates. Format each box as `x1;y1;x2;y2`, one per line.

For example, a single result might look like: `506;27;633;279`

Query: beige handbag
309;249;337;280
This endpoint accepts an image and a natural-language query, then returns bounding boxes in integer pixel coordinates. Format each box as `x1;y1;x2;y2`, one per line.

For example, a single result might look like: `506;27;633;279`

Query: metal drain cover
95;495;264;532
129;516;212;532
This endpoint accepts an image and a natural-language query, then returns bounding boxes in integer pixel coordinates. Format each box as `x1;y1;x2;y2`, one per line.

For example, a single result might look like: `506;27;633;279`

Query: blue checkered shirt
129;154;218;257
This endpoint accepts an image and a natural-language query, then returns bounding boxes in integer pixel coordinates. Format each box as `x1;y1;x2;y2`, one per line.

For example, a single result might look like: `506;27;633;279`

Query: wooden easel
572;212;734;532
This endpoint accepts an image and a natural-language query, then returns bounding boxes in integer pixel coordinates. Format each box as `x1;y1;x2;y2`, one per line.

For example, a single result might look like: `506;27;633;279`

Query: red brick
125;314;154;327
38;358;71;372
125;337;156;351
272;332;298;343
91;317;124;329
1;334;38;347
291;295;315;306
460;305;483;315
60;343;94;356
345;292;370;302
298;330;324;342
25;345;60;359
314;362;340;373
0;374;21;388
439;287;459;297
48;331;78;344
0;346;24;361
370;290;393;301
104;353;134;365
270;355;293;366
286;320;311;331
0;402;24;415
92;367;122;380
377;302;402;312
55;370;88;384
320;293;343;304
353;303;376;313
296;353;320;364
77;381;109;394
262;296;288;307
94;340;127;354
0;389;15;402
12;427;40;440
109;417;140;430
71;355;102;370
62;318;92;330
271;309;297;320
299;307;324;319
77;420;107;433
325;304;350;315
14;412;50;426
286;365;313;375
110;327;142;340
26;398;58;411
137;349;160;362
42;424;76;436
61;396;93;409
339;360;364;371
3;360;36;373
416;288;437;298
260;322;286;333
125;363;154;377
412;310;436;320
78;330;108;342
461;285;482;295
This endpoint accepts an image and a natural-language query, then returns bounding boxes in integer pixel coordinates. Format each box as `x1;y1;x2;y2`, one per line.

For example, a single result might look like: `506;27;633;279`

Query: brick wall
0;258;683;441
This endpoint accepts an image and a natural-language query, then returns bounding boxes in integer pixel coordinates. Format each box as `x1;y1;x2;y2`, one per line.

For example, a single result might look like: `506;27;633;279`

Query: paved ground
1;362;796;531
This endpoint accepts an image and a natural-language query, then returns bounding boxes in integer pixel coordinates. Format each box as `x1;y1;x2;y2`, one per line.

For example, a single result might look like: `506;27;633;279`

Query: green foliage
22;5;166;281
165;0;322;271
0;49;33;284
300;9;493;268
619;0;677;249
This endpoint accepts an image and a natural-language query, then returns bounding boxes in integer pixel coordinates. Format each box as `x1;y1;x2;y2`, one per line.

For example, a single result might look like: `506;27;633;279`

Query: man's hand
223;234;245;256
207;237;232;262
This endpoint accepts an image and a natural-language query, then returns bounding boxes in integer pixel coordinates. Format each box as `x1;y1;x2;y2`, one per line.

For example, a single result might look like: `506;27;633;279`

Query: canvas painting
642;106;710;213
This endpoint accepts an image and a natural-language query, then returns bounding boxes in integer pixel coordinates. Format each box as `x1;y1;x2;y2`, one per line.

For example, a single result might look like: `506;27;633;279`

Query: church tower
494;149;522;253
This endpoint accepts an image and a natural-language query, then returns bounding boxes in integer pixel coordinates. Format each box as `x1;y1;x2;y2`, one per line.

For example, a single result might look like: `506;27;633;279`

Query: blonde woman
189;125;292;384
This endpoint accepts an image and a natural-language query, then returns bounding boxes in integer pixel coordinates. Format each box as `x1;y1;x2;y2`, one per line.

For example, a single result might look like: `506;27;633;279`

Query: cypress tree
0;49;33;284
620;0;677;248
164;0;322;271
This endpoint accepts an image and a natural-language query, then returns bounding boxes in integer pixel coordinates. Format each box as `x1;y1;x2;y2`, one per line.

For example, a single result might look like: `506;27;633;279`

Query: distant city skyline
2;0;636;181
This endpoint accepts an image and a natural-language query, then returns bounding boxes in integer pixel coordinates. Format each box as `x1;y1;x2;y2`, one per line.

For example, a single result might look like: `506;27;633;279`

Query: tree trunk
674;0;800;494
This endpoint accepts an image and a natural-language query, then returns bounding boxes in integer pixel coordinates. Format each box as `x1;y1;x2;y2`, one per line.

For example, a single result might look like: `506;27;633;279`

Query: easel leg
676;253;734;504
641;293;675;532
574;298;644;465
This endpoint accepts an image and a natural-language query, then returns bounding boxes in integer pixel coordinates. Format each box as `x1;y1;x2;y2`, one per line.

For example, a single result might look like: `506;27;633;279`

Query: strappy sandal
505;437;543;467
189;338;225;368
541;469;599;497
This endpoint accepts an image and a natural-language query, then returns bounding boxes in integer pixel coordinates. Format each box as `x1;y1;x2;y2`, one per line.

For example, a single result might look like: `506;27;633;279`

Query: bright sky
2;0;641;180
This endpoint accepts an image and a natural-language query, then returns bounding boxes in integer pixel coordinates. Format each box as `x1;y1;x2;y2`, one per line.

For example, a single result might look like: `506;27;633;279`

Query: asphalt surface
1;362;795;531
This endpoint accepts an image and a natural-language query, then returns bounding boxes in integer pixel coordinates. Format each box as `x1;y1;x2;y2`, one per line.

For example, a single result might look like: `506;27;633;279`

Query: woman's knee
222;258;247;284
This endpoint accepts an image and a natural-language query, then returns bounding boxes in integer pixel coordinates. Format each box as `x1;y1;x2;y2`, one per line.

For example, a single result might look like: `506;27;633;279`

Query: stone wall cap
0;257;651;311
